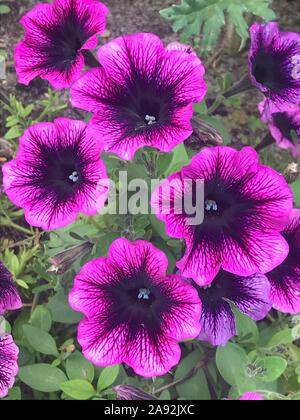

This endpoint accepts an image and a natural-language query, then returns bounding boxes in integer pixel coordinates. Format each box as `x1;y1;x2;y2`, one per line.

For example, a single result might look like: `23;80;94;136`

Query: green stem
5;220;33;235
30;293;40;316
36;104;68;122
267;314;276;323
207;96;224;115
153;360;205;395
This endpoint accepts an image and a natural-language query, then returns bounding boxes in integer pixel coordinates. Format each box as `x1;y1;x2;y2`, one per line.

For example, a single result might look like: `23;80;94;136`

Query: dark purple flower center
202;179;248;221
185;176;258;259
120;84;167;130
252;52;282;91
251;35;300;100
40;147;82;196
197;271;233;307
37;4;94;71
196;270;263;311
100;268;174;334
22;139;88;203
273;112;299;143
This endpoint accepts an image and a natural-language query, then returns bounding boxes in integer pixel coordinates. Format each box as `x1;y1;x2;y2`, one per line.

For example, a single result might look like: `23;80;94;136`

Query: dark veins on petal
104;45;190;141
27;143;82;199
273;112;300;143
266;219;300;307
30;1;93;72
195;273;234;339
197;271;266;314
187;172;257;256
0;263;15;304
111;78;174;139
95;249;179;346
251;32;300;101
0;337;15;393
14;129;96;216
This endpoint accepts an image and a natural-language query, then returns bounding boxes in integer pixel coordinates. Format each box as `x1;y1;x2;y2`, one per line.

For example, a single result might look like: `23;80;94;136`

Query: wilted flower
240;392;263;401
14;0;109;89
113;385;158;400
196;271;271;346
185;117;223;150
259;100;300;157
71;33;207;160
69;238;201;377
151;146;293;285
0;334;19;399
0;262;22;315
2;118;109;230
249;22;300;105
48;241;94;274
266;209;300;313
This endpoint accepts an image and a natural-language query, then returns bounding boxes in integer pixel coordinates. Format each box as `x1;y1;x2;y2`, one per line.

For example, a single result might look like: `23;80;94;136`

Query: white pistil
145;115;156;125
203;284;212;290
138;288;151;300
205;199;218;212
69;171;79;183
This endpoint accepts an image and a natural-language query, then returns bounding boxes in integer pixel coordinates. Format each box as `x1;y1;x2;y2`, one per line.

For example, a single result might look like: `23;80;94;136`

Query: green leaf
66;351;95;382
12;310;31;342
15;279;29;290
198;114;231;144
19;364;67;392
233;307;259;345
149;215;169;241
5;125;23;140
160;0;276;54
23;325;58;356
47;290;82;324
291;179;300;206
97;365;120;392
164;143;189;176
201;6;225;52
157;152;174;175
216;342;248;388
30;305;52;332
174;349;210;400
227;4;248;47
267;329;294;348
259;357;288;382
61;380;95;400
0;5;10;14
3;387;21;400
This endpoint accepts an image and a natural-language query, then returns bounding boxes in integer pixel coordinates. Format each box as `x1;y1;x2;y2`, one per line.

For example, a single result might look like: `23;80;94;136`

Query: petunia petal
0;335;19;399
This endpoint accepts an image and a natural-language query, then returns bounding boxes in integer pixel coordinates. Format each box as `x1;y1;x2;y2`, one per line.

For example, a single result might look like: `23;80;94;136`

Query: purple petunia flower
14;0;109;89
2;118;109;231
0;262;22;315
0;335;19;399
239;392;264;401
70;33;207;160
259;100;300;156
69;238;202;377
196;271;271;346
249;22;300;105
151;146;293;285
266;209;300;314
